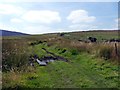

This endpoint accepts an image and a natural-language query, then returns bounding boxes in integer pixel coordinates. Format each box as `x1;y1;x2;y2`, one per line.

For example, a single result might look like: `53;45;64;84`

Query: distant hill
0;30;29;36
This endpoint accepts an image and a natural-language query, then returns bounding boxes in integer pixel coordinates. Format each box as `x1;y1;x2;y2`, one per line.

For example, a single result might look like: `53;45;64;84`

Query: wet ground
29;48;68;66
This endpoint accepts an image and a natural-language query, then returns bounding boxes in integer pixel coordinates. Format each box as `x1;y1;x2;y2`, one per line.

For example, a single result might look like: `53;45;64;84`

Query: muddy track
42;48;68;62
29;48;69;66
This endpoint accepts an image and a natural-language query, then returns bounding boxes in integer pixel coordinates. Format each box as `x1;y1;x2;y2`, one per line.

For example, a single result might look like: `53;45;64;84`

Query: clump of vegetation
2;38;30;72
69;41;92;54
70;49;79;55
99;45;112;60
117;45;120;58
97;43;120;61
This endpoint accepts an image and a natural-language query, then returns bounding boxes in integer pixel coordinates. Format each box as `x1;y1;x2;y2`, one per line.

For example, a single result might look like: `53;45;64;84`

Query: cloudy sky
0;0;119;34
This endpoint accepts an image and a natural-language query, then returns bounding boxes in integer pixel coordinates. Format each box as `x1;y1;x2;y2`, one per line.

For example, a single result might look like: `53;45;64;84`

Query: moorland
1;30;120;89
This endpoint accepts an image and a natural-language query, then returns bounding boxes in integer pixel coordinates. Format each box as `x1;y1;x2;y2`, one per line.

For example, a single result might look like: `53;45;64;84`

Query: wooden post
115;43;118;57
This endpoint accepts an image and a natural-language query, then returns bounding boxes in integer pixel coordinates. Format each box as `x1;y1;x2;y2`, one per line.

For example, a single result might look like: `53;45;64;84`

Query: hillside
0;30;29;36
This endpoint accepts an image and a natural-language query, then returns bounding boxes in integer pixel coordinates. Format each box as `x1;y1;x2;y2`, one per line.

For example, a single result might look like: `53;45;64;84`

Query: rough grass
2;38;30;72
63;30;119;41
2;53;119;88
2;42;119;89
2;30;120;89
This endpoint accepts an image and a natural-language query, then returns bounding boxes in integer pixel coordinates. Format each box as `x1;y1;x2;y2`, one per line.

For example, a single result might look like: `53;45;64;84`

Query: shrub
70;49;79;55
99;45;112;60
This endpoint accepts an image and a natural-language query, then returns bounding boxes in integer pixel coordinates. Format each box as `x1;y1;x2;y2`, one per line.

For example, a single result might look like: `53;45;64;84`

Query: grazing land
2;30;120;89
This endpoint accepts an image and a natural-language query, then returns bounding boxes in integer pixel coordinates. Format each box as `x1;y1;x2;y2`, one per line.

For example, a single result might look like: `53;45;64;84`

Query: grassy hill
0;30;29;36
2;30;120;89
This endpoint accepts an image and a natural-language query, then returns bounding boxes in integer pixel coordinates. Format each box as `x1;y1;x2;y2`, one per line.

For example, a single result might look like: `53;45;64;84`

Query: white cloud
0;22;50;34
0;4;24;15
67;10;96;31
67;10;96;23
0;23;4;29
23;25;52;34
0;23;20;32
10;18;23;23
22;10;61;24
23;26;69;34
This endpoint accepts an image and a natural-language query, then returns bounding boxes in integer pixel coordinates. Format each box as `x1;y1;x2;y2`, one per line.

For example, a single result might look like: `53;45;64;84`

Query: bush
70;49;79;55
99;46;112;60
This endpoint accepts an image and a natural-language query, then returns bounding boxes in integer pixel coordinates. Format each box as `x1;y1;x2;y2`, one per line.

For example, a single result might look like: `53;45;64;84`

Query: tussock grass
2;38;30;72
96;43;120;61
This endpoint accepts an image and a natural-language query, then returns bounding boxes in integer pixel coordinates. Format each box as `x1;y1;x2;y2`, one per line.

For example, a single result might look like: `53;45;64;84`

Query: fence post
115;43;118;58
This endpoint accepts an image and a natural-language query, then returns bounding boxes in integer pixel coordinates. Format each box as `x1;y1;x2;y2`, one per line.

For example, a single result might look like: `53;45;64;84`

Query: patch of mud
29;48;68;66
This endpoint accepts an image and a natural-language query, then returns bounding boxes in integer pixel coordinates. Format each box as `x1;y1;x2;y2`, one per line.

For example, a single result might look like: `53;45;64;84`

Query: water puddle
29;48;68;66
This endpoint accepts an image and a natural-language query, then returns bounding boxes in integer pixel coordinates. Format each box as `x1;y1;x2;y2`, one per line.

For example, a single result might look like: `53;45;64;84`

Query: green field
2;30;120;89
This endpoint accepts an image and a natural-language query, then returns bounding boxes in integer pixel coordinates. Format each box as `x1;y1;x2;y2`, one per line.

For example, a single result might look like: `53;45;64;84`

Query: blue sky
0;1;119;34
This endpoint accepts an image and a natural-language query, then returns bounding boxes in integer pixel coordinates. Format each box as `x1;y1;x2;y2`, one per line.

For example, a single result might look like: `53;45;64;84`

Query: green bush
99;46;112;60
70;49;79;55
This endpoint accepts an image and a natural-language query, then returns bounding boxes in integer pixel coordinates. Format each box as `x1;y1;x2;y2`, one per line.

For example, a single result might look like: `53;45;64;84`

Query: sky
0;0;119;34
